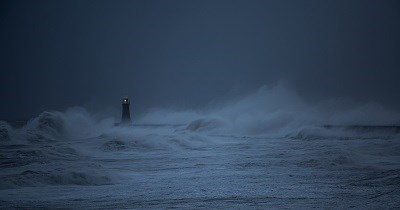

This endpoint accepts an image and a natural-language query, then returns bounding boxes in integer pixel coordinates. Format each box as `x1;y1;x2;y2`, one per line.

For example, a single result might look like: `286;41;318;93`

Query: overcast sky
1;0;400;120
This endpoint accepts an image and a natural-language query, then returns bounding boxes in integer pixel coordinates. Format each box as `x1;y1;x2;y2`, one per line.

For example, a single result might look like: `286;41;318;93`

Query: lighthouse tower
121;97;131;124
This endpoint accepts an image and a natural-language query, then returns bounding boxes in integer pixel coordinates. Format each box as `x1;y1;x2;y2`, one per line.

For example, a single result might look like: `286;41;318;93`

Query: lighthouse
121;97;132;124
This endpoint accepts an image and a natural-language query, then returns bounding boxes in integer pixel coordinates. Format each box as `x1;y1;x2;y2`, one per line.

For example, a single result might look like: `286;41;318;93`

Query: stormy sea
1;87;400;209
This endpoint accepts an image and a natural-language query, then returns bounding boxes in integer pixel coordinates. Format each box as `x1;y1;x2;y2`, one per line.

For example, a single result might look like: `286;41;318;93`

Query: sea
1;108;400;209
2;86;400;208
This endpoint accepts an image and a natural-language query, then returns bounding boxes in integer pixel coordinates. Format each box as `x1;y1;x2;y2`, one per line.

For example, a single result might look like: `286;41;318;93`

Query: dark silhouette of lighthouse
121;97;131;124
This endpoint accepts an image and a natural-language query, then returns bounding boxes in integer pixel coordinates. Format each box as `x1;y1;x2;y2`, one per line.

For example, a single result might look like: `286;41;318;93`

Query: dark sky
1;0;400;120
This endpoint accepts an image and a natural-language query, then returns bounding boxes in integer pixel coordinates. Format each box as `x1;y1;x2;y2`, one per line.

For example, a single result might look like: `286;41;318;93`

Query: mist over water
1;85;400;208
1;83;399;143
138;84;400;135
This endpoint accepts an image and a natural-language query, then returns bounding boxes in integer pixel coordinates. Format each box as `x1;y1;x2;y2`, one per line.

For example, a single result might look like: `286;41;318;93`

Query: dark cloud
1;0;400;120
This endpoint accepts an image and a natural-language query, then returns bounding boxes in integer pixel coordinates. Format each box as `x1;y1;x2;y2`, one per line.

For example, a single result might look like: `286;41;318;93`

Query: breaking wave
1;84;399;190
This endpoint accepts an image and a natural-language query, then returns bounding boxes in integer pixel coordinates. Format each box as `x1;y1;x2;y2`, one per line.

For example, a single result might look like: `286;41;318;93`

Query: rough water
1;87;400;208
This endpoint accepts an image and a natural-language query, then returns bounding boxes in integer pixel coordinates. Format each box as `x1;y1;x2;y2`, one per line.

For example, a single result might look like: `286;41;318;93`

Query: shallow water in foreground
1;119;400;209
